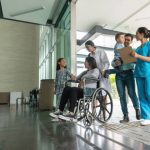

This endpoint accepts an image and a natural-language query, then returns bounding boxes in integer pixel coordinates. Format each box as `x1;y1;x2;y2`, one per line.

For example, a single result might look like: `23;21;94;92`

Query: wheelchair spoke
104;107;111;115
96;105;100;108
105;102;111;105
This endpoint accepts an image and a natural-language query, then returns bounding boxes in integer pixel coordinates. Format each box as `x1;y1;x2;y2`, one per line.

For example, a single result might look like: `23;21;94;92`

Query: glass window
77;57;86;62
76;31;87;40
77;49;89;55
93;34;115;48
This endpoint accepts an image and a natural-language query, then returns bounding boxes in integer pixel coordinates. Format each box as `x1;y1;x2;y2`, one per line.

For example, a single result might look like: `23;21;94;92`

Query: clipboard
118;47;136;64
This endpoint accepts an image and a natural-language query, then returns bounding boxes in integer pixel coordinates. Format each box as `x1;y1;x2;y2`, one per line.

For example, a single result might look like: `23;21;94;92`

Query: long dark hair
85;57;97;69
137;27;150;38
56;58;67;70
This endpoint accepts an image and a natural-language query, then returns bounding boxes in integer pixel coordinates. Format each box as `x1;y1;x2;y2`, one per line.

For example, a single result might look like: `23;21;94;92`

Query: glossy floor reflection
0;104;150;150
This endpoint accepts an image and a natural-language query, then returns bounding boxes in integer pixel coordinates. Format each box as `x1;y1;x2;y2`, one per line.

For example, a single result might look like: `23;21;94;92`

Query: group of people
49;26;150;126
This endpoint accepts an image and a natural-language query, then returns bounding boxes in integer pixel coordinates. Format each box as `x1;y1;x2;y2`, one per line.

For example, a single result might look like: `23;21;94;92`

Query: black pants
59;86;83;112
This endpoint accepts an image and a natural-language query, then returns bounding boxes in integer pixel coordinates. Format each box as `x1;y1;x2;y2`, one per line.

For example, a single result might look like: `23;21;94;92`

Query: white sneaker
140;120;150;126
49;110;63;118
59;112;77;122
51;118;60;122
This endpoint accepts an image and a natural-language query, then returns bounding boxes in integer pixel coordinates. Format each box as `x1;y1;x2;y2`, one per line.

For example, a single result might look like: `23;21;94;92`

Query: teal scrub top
134;41;150;77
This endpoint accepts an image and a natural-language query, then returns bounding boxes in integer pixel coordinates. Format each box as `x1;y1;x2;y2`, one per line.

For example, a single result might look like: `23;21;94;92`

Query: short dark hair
115;32;124;41
125;33;134;41
137;27;150;38
85;40;95;47
85;57;97;69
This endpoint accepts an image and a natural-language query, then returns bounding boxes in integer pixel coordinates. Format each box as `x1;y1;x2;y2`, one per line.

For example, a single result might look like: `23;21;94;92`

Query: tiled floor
0;103;150;150
97;99;150;145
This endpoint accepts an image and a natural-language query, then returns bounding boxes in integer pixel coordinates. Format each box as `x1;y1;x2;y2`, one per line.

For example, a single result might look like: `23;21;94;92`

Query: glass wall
39;2;72;87
56;5;71;69
39;27;52;86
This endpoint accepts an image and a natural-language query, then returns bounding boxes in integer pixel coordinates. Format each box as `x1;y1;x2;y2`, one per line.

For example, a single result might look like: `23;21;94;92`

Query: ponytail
137;27;150;38
147;30;150;38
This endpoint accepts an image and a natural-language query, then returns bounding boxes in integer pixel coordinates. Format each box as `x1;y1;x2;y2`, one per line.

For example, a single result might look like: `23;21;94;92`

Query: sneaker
140;120;150;126
49;110;63;118
120;114;129;123
135;109;140;120
51;118;60;122
59;112;77;122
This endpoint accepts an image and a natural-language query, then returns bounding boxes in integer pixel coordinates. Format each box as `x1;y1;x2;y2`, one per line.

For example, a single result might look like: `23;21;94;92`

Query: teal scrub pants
136;77;150;119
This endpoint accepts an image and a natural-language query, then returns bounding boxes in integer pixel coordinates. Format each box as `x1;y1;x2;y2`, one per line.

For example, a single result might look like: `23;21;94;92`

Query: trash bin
39;79;55;110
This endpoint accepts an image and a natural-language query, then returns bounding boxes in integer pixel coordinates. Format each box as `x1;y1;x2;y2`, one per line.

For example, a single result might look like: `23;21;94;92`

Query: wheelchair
66;77;113;127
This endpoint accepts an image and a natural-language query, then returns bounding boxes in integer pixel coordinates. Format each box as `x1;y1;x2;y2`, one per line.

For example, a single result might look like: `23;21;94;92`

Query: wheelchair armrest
84;77;99;82
66;80;80;83
65;80;80;87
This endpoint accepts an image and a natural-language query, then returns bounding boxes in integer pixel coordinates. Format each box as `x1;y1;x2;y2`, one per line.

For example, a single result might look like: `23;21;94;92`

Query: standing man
112;33;140;123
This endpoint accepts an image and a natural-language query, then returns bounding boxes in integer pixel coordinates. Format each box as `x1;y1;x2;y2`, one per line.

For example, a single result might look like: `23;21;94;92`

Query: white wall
0;20;39;96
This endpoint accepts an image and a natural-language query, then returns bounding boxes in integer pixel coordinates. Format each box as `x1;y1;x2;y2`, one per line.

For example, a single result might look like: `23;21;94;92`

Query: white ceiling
76;0;150;33
0;0;66;25
1;0;150;32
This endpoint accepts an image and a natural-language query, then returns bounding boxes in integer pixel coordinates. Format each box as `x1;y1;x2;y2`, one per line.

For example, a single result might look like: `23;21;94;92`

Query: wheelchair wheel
83;114;92;127
74;99;85;120
92;88;113;123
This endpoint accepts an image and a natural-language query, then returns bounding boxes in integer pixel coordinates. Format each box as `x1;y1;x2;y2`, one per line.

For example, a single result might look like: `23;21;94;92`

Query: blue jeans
136;77;150;119
106;68;121;74
116;70;139;115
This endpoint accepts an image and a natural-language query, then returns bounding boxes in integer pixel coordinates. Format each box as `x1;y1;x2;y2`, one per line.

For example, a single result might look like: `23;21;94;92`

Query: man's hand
115;60;121;66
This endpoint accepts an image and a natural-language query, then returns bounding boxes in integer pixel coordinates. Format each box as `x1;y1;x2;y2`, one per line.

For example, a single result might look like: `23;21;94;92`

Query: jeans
106;68;121;75
136;77;150;119
115;70;139;115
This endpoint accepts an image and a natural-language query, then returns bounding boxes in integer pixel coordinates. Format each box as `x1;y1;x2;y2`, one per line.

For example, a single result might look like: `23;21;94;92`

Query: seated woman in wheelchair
49;57;100;121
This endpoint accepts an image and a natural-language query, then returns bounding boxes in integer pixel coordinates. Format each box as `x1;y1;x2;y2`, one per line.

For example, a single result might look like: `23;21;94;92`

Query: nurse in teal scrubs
131;27;150;126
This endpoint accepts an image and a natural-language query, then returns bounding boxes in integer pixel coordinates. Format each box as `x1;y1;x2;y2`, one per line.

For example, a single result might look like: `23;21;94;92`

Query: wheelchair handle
65;80;80;84
84;77;99;82
65;80;80;87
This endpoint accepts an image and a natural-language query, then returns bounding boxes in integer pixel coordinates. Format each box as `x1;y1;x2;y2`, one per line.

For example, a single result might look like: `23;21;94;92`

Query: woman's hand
78;80;84;88
130;50;139;58
71;75;76;80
